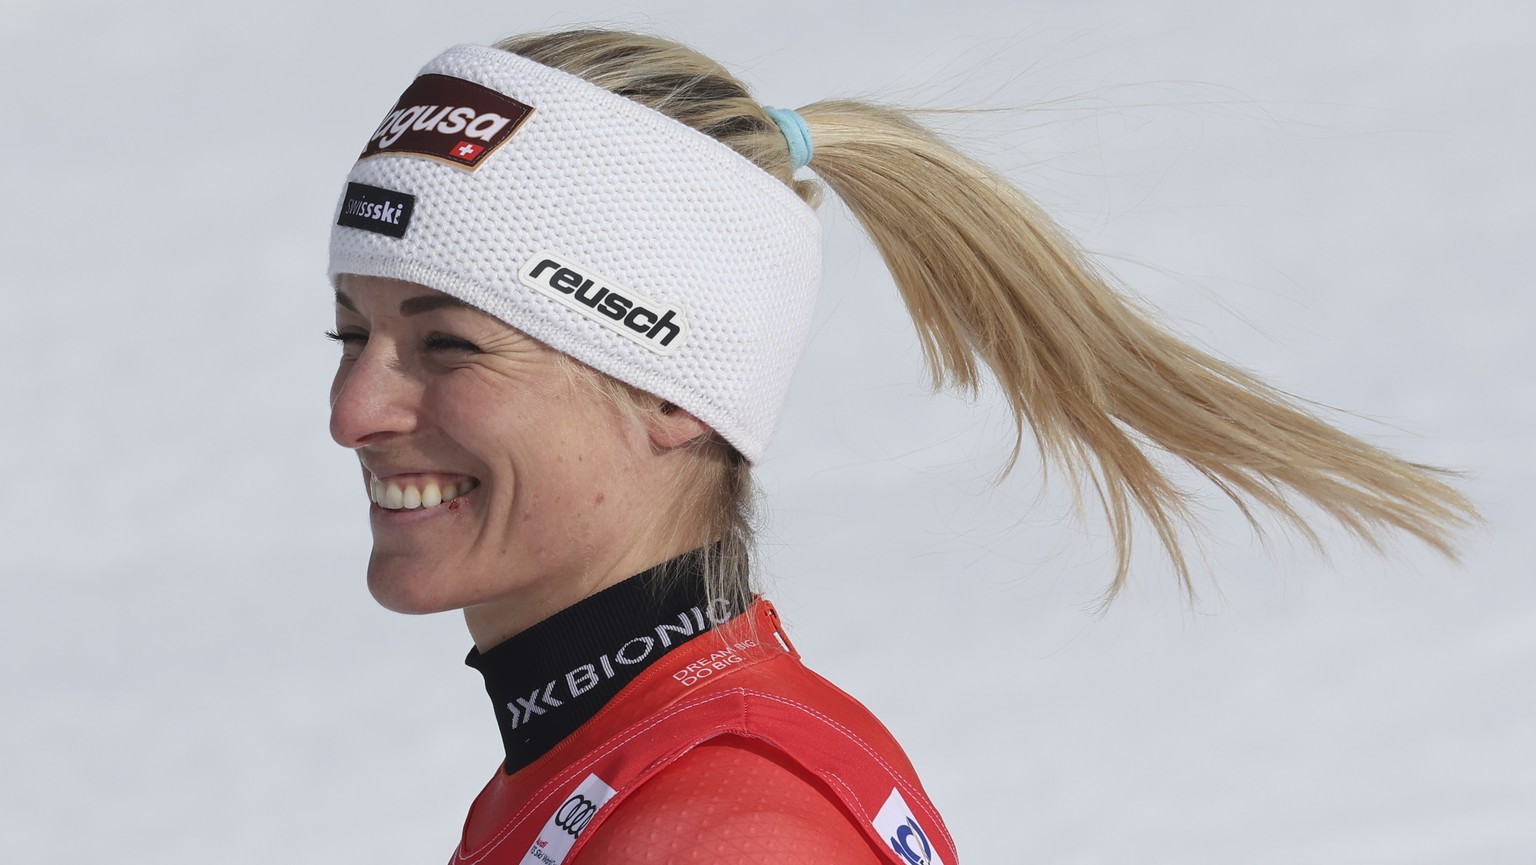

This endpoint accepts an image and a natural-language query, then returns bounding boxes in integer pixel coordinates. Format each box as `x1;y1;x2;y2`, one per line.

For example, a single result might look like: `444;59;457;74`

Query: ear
646;401;711;451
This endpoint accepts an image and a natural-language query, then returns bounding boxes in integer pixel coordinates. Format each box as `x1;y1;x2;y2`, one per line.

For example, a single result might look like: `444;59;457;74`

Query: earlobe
648;403;710;451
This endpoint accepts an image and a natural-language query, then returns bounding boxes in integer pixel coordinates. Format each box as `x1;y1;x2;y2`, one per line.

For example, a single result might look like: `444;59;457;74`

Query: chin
366;554;470;615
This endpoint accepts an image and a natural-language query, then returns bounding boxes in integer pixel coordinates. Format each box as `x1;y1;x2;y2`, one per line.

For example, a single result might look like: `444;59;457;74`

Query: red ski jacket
450;600;957;865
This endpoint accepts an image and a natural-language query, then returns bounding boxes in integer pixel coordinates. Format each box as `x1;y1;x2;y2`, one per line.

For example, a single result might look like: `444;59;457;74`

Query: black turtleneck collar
464;550;736;774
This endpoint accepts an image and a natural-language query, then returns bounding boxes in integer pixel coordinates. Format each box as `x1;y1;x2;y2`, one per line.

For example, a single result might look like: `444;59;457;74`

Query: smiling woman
329;276;716;645
324;28;1476;865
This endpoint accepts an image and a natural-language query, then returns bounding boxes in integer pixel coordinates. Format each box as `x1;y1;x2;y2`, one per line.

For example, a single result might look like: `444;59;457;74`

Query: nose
329;340;420;449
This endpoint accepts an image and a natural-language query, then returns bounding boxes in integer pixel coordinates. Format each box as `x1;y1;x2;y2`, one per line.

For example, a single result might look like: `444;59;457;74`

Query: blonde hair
499;29;1479;603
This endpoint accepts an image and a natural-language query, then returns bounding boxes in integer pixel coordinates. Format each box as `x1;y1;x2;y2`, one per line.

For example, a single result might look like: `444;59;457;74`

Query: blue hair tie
763;106;813;171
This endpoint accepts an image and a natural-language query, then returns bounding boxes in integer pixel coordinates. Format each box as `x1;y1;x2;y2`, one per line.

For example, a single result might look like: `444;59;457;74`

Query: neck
463;529;714;651
464;549;730;773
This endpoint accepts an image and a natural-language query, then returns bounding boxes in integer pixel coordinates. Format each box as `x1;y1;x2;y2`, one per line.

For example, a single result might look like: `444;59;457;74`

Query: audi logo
554;794;599;837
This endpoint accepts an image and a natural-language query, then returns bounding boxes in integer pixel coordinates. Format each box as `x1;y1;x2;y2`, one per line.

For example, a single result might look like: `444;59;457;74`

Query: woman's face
328;275;671;630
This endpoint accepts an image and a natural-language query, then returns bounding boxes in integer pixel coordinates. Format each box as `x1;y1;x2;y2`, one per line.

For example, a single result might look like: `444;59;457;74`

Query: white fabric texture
328;44;822;461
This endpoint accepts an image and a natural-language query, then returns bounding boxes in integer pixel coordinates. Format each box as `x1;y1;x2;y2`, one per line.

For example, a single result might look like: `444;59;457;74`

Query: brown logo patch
360;73;533;170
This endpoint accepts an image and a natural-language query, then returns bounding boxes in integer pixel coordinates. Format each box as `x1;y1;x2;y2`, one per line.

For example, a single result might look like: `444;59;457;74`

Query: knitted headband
328;44;822;462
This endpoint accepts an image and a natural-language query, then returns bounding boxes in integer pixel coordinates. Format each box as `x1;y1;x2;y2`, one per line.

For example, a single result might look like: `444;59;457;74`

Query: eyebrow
333;289;473;317
398;294;473;316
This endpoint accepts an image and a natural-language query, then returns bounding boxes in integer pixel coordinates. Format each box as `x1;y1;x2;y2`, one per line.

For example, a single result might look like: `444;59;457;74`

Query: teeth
369;475;476;510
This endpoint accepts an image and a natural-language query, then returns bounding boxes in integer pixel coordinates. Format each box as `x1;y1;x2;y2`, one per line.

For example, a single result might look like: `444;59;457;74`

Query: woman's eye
424;333;482;353
325;328;367;346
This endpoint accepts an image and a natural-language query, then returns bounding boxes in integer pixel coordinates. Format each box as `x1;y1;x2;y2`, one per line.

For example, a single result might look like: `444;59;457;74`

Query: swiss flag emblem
450;140;485;162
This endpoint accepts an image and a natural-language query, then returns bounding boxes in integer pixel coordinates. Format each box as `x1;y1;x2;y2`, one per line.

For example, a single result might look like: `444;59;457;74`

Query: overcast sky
3;1;1532;863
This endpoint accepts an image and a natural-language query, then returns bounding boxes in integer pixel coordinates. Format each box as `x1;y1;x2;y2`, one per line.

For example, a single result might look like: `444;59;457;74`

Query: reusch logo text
336;182;416;239
359;73;533;170
519;253;690;355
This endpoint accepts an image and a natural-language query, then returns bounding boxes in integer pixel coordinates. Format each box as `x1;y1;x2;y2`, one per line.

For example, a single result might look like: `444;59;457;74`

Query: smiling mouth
369;474;481;510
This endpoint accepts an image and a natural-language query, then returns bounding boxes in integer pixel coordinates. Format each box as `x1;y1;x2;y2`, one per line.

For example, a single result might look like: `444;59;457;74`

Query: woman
326;29;1476;864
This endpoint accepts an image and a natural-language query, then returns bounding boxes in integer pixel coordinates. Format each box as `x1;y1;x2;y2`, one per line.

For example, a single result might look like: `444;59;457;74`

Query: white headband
328;44;822;461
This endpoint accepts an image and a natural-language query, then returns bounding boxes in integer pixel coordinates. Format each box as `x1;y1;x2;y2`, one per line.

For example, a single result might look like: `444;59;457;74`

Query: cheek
424;386;549;506
503;428;624;524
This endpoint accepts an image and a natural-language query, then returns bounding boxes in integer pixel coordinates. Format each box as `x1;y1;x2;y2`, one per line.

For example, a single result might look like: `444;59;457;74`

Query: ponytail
797;99;1477;597
500;29;1479;601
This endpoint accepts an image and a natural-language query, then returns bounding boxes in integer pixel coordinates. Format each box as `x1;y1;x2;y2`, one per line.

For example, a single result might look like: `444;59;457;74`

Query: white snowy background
3;1;1532;862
